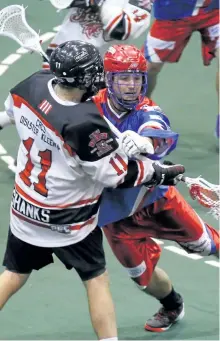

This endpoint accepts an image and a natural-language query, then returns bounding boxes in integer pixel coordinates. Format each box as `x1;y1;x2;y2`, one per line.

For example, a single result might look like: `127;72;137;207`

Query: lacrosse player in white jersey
42;0;151;69
0;40;185;339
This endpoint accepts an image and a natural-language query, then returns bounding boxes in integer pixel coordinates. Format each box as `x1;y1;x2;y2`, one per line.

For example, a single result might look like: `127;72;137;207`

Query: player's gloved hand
146;161;185;186
121;130;154;158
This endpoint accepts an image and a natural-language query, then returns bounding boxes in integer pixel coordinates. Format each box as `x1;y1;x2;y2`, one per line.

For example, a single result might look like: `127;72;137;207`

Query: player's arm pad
101;2;151;41
138;110;179;160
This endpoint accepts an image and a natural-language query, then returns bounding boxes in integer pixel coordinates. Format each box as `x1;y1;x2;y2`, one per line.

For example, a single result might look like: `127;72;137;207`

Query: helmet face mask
104;45;148;110
50;40;104;95
106;71;147;110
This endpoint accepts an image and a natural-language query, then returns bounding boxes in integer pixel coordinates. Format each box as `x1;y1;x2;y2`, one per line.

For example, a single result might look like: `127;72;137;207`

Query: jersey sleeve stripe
134;160;144;186
138;121;165;134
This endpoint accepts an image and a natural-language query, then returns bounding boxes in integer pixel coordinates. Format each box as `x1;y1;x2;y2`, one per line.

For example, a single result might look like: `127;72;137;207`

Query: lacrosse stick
103;116;220;220
49;0;73;9
0;5;49;61
176;174;220;220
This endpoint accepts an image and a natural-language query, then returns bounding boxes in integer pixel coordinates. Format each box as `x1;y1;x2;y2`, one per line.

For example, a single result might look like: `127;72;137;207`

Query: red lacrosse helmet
104;45;148;110
104;45;147;73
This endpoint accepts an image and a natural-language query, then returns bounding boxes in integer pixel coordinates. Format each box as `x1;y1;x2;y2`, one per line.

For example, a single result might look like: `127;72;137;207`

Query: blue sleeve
138;110;179;160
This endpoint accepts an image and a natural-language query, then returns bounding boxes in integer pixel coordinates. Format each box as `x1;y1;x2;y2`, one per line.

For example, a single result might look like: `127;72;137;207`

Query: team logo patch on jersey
89;129;113;157
70;8;102;39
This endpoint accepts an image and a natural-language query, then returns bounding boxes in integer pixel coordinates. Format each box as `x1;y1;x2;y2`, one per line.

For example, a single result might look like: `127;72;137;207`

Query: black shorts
3;227;106;281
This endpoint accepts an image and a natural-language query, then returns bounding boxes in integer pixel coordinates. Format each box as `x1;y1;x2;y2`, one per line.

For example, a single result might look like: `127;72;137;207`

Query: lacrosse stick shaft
103;115;122;138
40;50;50;62
176;174;217;190
176;174;186;183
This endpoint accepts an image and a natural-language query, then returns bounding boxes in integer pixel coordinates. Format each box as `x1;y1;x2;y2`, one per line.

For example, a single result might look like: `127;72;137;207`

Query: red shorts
144;9;220;65
103;187;219;287
104;227;161;289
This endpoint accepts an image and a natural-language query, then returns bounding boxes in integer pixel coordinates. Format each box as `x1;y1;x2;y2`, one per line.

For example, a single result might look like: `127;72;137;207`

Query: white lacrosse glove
121;130;154;158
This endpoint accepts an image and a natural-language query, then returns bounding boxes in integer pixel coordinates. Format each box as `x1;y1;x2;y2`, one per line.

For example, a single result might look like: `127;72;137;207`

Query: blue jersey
95;92;179;160
93;90;179;226
153;0;219;20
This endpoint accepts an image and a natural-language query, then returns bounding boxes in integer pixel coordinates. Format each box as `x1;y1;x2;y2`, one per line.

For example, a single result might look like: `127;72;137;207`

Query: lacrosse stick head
184;176;220;220
0;5;48;60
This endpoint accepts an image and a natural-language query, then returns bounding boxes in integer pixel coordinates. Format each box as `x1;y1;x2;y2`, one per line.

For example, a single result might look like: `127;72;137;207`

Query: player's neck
108;97;128;115
54;84;86;103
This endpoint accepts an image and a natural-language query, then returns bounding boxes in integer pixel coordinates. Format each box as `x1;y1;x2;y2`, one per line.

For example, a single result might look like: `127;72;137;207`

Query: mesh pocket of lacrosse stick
180;175;220;220
0;5;48;60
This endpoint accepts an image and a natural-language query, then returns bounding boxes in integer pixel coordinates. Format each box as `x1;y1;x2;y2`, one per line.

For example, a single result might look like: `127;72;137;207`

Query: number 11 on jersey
109;153;127;176
19;137;52;197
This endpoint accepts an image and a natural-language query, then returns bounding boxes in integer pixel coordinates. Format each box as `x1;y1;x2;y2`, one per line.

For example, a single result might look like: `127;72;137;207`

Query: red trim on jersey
71;196;100;207
69;216;96;231
92;90;106;116
136;160;144;185
12;208;51;228
12;94;74;157
106;13;123;33
15;183;100;209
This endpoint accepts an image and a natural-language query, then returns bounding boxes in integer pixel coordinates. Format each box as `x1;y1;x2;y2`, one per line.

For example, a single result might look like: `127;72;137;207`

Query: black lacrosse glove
147;161;185;186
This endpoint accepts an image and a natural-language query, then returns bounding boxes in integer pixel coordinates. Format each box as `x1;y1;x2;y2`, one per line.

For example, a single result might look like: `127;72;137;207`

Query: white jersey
42;1;151;69
5;70;154;248
42;6;110;70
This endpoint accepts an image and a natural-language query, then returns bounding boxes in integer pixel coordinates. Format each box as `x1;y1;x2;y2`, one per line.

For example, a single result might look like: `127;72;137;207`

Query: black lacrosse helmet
49;40;104;95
